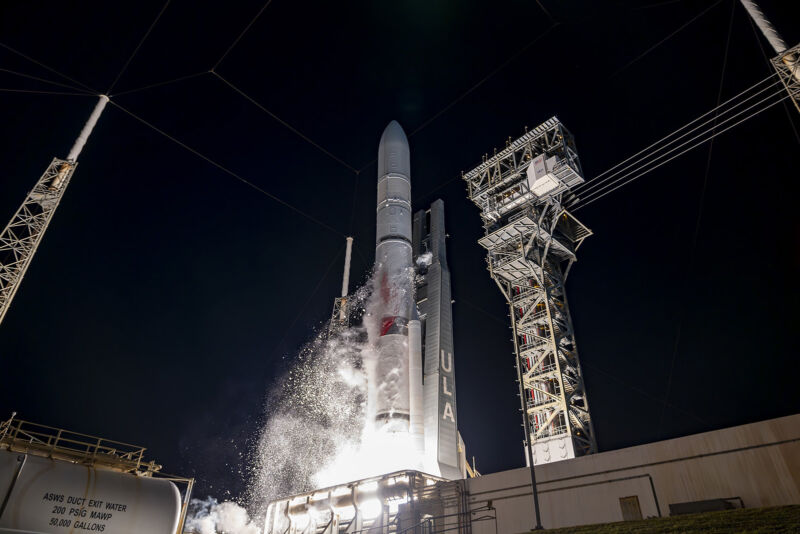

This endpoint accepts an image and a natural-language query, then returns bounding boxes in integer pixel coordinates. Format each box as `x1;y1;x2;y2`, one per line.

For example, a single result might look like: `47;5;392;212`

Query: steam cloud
185;497;260;534
187;265;419;533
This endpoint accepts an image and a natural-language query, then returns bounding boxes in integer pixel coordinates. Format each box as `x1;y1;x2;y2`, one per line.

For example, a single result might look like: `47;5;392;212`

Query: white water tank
0;450;181;534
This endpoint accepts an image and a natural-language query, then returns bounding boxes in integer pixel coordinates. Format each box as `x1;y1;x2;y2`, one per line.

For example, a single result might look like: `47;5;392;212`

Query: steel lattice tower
0;159;78;325
463;117;596;465
738;1;800;114
0;96;108;326
772;42;800;113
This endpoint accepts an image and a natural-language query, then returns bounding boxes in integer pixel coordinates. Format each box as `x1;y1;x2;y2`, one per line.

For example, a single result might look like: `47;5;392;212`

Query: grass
537;505;800;533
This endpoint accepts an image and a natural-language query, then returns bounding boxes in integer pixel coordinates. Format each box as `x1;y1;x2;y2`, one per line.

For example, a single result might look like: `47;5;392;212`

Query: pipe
468;473;662;520
739;1;800;85
176;478;194;534
739;0;786;53
0;454;27;520
67;95;109;161
508;300;543;530
342;237;353;297
408;319;425;467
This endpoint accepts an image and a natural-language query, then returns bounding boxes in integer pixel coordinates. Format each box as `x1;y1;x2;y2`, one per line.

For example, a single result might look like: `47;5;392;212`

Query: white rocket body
373;122;425;459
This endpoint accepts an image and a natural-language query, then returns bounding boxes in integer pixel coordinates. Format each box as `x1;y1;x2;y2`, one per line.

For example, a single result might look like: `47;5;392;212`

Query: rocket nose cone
378;120;410;178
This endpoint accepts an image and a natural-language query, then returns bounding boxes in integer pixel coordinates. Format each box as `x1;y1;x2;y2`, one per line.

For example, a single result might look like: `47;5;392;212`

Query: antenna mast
0;95;109;326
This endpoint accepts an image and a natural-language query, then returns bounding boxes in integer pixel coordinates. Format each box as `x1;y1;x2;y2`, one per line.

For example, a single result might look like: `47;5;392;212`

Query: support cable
351;241;371;277
347;173;361;234
355;24;560;174
574;72;779;197
109;100;345;237
412;176;460;204
611;0;723;79
353;21;561;227
412;0;710;145
212;71;359;174
535;0;556;24
0;67;93;94
213;0;273;70
393;1;738;205
581;361;709;426
0;88;93;97
572;82;786;208
572;92;789;210
0;41;98;94
111;71;210;97
633;1;685;10
458;297;708;425
106;0;172;94
657;0;735;438
408;24;558;139
572;97;786;210
271;242;345;357
0;43;347;238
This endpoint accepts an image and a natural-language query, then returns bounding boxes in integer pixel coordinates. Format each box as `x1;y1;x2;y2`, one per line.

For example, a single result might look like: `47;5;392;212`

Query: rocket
373;121;425;457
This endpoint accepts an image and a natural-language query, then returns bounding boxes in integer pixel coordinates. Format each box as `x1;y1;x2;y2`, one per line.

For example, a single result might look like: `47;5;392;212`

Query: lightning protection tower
328;236;354;337
739;0;800;113
0;95;108;326
463;117;596;466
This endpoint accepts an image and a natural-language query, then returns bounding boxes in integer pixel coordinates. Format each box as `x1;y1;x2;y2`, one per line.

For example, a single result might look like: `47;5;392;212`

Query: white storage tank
0;449;181;533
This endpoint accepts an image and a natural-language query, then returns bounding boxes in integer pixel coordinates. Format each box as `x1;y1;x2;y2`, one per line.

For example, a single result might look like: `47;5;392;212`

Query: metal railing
1;413;194;534
0;413;156;473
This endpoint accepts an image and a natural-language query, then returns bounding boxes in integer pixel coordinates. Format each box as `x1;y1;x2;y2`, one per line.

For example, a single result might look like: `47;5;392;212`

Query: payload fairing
370;121;462;480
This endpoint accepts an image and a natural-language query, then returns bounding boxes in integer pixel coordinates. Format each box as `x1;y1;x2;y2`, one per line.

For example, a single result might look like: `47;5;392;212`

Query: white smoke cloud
191;266;425;529
243;282;373;519
416;251;433;267
185;497;260;534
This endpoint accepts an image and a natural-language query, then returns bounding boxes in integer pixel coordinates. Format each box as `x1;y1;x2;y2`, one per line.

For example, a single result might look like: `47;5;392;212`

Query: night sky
1;0;798;503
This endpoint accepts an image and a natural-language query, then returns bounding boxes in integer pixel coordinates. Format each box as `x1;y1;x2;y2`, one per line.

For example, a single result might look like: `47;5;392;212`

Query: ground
536;505;800;533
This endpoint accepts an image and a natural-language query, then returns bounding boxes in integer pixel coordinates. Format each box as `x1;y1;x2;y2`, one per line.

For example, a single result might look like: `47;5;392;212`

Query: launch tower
463;117;596;466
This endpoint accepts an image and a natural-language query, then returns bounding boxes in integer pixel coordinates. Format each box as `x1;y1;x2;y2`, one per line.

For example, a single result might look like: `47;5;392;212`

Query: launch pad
263;470;475;534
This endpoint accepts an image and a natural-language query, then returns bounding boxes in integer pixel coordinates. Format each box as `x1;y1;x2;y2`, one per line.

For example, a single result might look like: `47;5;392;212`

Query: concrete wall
467;414;800;531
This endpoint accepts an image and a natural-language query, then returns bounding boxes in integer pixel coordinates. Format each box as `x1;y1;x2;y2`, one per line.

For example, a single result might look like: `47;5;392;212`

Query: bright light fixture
359;499;383;519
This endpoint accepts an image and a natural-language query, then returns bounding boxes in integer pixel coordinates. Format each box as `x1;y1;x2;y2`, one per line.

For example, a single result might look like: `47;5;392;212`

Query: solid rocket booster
374;121;416;432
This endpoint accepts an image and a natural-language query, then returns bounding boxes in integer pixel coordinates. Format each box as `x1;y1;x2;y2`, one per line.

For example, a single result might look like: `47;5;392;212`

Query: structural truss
328;295;350;338
0;158;76;325
463;117;597;465
772;42;800;114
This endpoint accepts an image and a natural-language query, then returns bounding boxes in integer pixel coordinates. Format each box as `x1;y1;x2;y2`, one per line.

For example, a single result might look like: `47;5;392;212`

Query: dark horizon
0;0;798;503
